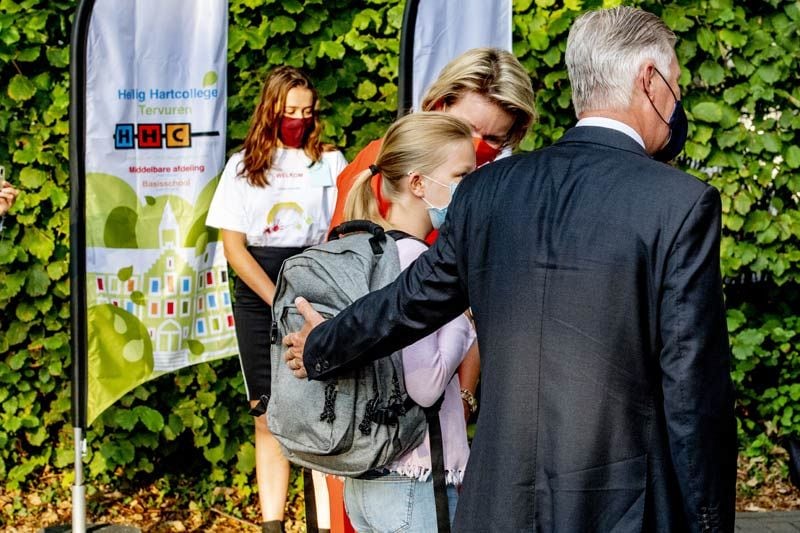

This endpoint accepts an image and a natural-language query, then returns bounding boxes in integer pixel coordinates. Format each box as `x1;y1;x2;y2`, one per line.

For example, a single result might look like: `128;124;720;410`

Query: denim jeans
344;472;458;532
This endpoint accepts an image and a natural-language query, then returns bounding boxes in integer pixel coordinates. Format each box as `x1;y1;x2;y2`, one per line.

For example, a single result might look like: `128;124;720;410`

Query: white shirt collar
575;117;645;149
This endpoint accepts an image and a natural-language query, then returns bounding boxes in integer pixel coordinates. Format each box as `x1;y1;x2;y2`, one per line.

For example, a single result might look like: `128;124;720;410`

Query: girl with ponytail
340;112;478;530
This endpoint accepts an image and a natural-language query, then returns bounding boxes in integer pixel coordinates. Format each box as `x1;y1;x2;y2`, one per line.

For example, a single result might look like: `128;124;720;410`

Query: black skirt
233;245;306;404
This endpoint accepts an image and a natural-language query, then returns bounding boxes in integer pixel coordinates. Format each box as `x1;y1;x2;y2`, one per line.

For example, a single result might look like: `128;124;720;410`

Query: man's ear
407;171;426;198
640;62;657;102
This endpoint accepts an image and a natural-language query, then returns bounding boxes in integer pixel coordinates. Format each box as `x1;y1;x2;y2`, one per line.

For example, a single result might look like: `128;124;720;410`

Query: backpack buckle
368;233;384;256
270;322;278;344
371;403;403;426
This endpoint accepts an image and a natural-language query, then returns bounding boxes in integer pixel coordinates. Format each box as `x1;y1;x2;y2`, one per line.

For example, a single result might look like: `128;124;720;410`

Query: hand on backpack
283;297;326;378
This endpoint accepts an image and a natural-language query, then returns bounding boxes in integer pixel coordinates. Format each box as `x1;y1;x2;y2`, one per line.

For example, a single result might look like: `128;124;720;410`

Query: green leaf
46;260;68;280
319;40;345;59
0;240;18;265
691;102;723;123
15;301;37;322
115;410;138;431
134;406;164;432
0;271;27;300
20;227;55;261
785;146;800;169
26;264;50;297
42;333;67;350
8;349;27;370
202;71;218;87
755;64;781;84
726;309;746;332
661;6;693;31
203;443;224;464
16;46;40;62
696;27;716;52
699;61;725;86
236;442;256;473
744;211;771;233
131;290;145;305
101;440;135;466
187;340;205;355
282;0;303;14
760;132;781;153
19;167;47;189
118;266;133;282
356;80;377;100
737;328;765;347
719;29;747;47
45;46;70;68
528;28;549;51
733;193;752;215
722;85;748;105
270;16;297;34
7;74;36;101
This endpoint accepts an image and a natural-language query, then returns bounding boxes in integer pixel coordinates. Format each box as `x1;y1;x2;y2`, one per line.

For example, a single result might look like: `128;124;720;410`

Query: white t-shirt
206;148;347;247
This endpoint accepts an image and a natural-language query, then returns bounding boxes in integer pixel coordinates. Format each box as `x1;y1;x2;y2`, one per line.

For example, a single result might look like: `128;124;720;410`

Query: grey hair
565;6;677;116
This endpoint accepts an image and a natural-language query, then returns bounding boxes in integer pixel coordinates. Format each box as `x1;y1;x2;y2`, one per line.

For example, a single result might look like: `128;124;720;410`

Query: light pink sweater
385;239;476;485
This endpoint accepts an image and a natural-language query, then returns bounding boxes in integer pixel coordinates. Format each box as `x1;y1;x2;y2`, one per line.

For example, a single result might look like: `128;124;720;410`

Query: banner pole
69;0;97;531
396;0;420;118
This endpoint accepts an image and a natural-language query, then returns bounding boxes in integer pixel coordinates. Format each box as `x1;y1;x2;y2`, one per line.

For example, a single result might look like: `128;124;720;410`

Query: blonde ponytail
344;168;391;228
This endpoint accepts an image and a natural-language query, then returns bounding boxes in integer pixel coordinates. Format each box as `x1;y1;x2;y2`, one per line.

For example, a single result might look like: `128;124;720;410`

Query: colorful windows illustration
165;274;176;294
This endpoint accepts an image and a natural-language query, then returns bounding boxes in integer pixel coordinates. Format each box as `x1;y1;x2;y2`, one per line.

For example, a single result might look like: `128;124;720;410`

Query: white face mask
420;175;458;229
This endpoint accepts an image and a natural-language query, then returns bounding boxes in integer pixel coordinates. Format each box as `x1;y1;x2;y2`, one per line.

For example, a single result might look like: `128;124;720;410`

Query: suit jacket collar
555;126;652;159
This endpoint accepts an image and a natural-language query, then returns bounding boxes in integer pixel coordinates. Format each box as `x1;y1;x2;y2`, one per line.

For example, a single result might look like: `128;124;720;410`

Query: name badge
308;161;333;187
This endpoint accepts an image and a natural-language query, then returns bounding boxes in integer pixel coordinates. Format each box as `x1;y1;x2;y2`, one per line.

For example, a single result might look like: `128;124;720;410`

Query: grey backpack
266;220;428;477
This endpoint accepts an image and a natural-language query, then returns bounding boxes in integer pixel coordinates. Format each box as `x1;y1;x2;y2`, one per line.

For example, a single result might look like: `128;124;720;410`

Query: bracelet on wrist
460;388;478;415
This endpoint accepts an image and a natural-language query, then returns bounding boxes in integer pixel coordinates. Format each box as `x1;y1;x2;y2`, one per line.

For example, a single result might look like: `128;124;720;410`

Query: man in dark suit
284;6;737;532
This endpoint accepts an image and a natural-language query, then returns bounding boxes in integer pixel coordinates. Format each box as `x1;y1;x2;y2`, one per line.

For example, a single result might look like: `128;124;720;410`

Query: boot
261;521;284;533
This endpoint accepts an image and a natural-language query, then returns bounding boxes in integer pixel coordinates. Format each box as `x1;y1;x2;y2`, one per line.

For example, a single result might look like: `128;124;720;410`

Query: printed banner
84;0;233;424
411;0;512;110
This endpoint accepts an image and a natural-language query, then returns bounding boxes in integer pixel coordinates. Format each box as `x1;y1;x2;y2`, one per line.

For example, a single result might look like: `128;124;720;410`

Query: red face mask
279;116;314;149
473;137;502;167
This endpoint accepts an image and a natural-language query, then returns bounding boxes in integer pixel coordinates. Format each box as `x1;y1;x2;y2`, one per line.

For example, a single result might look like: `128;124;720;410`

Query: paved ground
737;511;800;532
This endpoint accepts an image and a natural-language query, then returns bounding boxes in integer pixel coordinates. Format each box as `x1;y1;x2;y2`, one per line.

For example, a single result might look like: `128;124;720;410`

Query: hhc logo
114;123;219;150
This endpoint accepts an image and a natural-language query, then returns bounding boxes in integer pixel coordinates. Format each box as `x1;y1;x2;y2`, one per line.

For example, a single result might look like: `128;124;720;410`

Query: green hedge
0;0;798;517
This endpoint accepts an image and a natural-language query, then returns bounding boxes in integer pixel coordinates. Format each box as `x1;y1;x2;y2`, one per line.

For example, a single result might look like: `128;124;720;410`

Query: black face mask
650;68;688;163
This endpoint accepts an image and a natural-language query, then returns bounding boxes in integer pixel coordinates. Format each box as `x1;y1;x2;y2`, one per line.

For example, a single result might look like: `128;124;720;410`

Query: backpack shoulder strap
386;229;429;247
423;396;450;533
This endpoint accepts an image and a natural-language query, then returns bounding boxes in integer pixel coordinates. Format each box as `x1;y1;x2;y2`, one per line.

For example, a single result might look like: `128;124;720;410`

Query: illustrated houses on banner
88;201;234;372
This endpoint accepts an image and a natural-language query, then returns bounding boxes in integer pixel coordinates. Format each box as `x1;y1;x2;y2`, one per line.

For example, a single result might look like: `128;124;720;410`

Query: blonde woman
341;112;477;530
